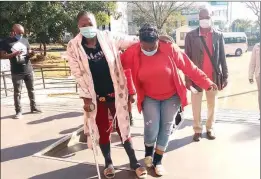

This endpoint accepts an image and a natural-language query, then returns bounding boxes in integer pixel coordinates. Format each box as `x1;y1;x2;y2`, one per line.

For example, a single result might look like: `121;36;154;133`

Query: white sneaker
144;156;153;168
14;112;22;119
154;164;166;176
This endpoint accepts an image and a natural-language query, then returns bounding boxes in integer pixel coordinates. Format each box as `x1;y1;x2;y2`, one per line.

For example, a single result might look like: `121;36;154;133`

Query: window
237;37;247;43
224;37;247;44
180;32;187;40
188;20;199;26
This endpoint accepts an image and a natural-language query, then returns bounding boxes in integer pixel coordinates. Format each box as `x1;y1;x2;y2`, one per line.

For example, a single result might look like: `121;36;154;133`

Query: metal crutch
86;112;102;179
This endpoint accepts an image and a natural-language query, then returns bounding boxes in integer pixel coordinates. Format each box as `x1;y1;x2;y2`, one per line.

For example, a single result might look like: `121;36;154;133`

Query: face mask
141;48;158;56
79;26;97;38
199;19;212;29
15;34;23;40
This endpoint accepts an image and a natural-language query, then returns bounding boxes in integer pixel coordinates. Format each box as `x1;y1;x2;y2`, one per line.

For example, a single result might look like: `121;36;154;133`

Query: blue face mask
79;26;97;39
15;35;23;40
141;48;158;56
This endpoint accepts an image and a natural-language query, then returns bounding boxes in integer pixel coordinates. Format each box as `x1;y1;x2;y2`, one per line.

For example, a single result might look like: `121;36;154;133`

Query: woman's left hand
207;83;218;91
128;94;136;103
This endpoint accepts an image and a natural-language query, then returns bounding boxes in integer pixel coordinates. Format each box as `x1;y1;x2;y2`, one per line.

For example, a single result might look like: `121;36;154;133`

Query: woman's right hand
83;98;95;112
185;81;192;90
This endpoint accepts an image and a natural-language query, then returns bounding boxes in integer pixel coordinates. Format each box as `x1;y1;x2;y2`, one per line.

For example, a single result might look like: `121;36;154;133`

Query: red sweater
138;51;176;100
121;41;213;113
201;30;213;81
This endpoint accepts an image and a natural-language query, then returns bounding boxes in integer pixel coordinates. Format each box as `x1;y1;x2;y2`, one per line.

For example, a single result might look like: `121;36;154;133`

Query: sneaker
14;112;22;119
154;164;166;176
144;156;153;168
31;108;42;113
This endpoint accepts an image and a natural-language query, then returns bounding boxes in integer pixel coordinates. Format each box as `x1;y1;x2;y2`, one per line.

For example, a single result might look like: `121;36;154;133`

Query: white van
223;32;248;56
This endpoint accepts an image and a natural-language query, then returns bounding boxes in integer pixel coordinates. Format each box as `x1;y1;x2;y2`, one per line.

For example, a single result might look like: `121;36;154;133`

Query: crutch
86;112;102;179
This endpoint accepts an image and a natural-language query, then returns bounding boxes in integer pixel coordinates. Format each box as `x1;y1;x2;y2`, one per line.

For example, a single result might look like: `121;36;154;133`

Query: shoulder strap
200;36;220;75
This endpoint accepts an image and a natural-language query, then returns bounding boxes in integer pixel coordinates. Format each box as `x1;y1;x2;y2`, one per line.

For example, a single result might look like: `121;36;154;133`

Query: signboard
209;1;228;6
181;9;199;15
1;59;10;72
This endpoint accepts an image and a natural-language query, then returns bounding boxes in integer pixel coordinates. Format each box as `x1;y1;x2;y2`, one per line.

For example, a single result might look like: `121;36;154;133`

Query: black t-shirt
0;37;33;74
81;37;114;96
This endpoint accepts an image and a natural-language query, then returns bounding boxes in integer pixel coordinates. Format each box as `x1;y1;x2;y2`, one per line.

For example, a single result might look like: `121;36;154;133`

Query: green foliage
96;12;110;26
0;1;34;38
0;1;117;48
231;19;253;32
163;12;186;34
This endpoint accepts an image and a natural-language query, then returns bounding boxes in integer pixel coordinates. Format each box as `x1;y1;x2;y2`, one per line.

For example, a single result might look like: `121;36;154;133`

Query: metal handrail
0;66;78;97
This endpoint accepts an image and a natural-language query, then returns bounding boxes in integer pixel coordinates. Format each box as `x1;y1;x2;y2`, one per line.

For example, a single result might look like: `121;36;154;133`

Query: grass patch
31;51;69;78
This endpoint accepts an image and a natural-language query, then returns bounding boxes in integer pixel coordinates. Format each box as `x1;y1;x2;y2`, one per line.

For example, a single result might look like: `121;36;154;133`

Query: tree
243;2;260;25
62;1;117;36
130;2;194;34
163;13;187;34
0;2;34;38
231;19;253;32
0;1;117;56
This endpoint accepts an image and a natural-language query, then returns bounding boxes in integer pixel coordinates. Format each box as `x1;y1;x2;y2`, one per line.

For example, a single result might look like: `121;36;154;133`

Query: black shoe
193;133;202;142
206;130;216;140
14;112;22;119
31;108;42;113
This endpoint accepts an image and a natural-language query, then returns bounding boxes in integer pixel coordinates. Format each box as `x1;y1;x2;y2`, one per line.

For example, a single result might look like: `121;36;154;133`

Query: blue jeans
142;95;181;151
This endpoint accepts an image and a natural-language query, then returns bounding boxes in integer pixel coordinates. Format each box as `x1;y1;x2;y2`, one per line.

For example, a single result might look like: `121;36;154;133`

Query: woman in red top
121;24;217;176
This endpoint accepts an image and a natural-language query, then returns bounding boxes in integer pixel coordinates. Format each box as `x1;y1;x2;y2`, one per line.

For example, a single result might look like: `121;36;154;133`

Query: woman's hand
128;94;136;103
83;98;95;112
207;83;218;91
185;81;192;90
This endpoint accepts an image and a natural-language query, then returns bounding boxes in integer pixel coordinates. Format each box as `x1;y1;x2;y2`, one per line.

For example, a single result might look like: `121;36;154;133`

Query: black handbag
175;107;183;126
200;36;224;90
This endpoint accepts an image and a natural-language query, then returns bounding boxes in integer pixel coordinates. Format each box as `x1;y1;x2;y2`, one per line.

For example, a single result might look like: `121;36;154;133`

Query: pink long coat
66;30;138;149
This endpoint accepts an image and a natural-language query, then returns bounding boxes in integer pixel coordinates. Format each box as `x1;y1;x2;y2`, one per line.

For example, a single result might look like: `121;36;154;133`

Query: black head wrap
139;23;159;43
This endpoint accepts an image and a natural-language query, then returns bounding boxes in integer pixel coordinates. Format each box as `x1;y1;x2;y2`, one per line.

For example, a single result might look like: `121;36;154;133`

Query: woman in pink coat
66;11;147;178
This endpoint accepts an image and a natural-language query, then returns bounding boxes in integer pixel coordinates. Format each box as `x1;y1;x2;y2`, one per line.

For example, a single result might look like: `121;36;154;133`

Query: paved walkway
1;91;260;179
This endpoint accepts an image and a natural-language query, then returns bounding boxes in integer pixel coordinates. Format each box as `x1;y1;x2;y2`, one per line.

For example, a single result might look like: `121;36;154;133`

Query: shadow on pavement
1;112;32;120
166;136;193;153
29;163;137;179
59;125;83;135
27;112;82;125
1;138;61;163
1;114;16;120
233;124;260;142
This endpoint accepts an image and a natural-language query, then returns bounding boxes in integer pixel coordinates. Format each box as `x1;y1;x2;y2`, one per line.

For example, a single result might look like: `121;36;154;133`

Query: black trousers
11;72;36;113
